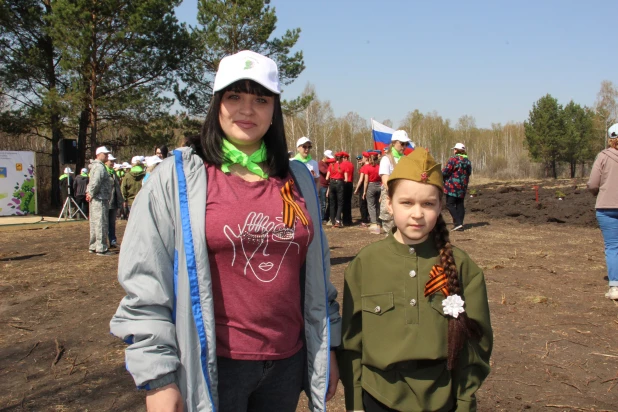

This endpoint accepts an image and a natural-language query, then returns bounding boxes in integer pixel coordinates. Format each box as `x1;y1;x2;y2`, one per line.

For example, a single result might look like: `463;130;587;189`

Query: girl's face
393;140;407;154
219;91;275;152
297;142;312;158
387;180;442;245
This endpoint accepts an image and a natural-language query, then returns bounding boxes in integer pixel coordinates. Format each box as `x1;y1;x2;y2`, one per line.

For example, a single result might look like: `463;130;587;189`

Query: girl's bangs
223;80;276;97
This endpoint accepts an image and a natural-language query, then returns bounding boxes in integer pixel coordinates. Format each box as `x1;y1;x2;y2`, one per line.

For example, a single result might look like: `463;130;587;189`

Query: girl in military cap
339;148;493;412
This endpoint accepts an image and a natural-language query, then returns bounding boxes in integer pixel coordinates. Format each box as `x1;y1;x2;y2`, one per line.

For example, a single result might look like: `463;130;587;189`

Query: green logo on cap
244;60;254;70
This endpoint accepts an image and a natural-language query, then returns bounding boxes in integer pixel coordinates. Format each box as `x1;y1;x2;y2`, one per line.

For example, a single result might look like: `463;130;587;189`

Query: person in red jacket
354;153;370;227
326;152;347;227
340;152;355;226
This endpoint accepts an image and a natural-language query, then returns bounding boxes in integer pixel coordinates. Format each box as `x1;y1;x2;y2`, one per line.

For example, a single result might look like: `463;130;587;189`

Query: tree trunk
77;108;90;171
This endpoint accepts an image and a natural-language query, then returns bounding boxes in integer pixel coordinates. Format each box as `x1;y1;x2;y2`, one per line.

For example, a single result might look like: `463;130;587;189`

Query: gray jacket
87;159;112;202
110;148;341;412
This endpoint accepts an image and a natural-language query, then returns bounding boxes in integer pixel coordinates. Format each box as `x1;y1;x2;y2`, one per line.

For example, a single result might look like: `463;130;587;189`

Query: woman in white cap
110;50;340;412
378;130;412;234
442;142;472;231
587;124;618;300
293;136;319;182
318;150;334;223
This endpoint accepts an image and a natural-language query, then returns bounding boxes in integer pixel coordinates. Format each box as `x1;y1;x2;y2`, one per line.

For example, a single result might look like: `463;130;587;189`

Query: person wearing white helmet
110;50;340;412
142;155;163;184
292;136;319;183
120;156;146;218
73;168;90;218
587;123;618;300
378;130;412;234
442;142;472;231
86;146;114;255
59;167;74;205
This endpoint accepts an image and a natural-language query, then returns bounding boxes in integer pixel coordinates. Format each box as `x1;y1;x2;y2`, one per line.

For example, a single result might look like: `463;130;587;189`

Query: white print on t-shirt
223;211;310;283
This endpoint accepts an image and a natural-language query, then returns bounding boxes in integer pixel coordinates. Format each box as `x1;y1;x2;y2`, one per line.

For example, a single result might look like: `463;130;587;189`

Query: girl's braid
433;214;482;370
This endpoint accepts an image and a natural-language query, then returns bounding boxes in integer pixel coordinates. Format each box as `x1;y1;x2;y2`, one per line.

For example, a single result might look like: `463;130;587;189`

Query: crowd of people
290;131;474;238
59;145;170;255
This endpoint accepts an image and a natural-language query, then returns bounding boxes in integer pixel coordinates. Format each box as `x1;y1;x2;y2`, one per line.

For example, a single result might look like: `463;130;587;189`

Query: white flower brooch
442;294;465;318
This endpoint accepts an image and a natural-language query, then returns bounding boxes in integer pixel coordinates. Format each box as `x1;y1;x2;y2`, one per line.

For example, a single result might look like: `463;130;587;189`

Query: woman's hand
326;351;340;402
146;383;183;412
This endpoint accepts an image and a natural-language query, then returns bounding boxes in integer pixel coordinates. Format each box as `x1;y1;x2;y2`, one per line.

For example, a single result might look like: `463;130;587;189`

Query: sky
174;0;618;129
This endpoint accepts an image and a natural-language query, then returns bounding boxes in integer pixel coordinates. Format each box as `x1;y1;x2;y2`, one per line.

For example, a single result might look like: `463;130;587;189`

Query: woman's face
393;140;407;154
156;149;163;159
297;142;312;158
219;91;275;151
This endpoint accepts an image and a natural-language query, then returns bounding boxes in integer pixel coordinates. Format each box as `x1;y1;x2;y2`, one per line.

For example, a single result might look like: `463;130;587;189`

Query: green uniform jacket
121;166;145;206
338;234;493;412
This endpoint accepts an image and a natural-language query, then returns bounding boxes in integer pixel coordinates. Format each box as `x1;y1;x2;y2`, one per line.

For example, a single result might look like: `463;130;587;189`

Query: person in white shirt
292;136;319;182
378;130;412;234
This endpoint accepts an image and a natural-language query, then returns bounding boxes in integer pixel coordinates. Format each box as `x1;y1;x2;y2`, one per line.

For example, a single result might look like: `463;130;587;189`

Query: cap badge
420;172;428;182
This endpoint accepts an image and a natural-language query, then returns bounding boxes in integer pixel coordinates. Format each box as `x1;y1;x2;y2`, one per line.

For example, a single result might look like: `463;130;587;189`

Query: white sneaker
368;224;381;235
605;286;618;300
451;225;464;231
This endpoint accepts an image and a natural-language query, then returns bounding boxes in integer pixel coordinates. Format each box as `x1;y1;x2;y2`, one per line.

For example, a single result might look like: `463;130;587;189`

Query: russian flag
371;119;395;153
371;119;414;154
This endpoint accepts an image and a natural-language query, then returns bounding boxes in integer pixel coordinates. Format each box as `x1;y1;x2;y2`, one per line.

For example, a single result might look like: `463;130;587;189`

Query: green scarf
105;165;114;176
221;139;268;179
456;154;469;159
80;173;88;177
392;148;402;160
293;153;311;164
131;165;144;173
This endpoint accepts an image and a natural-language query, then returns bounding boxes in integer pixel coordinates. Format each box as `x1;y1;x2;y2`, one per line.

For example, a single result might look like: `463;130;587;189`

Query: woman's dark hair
199;80;289;179
387;179;483;370
369;154;379;167
157;145;169;158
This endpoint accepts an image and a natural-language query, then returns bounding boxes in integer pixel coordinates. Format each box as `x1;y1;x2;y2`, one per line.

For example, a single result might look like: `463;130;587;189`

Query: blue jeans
597;209;618;287
216;349;304;412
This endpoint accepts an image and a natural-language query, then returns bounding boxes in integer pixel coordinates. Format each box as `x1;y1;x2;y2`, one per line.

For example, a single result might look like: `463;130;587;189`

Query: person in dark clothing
121;157;146;218
59;167;74;205
106;158;124;247
73;168;90;218
318;150;334;223
326;153;348;227
442;143;472;231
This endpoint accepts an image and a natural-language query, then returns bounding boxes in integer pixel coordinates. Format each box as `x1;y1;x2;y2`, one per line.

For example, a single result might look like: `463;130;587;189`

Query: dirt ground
1;179;617;412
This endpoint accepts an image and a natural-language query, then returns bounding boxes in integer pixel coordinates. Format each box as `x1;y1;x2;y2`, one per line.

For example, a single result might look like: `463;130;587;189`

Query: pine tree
175;0;305;116
524;94;565;178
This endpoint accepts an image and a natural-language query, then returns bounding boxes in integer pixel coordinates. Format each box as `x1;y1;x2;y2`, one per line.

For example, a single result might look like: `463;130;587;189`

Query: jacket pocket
361;292;394;316
429;293;447;317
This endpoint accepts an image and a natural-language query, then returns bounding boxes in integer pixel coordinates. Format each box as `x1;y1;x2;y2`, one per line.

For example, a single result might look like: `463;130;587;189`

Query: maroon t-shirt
318;160;329;188
205;164;313;360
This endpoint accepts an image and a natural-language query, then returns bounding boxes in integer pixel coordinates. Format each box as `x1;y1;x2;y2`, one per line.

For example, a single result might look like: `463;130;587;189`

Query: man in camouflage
87;146;114;255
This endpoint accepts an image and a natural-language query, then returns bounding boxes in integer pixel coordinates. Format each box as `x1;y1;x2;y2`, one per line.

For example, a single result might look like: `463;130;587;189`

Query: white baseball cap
452;143;466;151
63;167;73;174
213;50;280;95
391;130;411;143
296;137;312;147
131;156;142;165
324;150;334;159
95;146;111;155
108;154;116;161
122;162;131;169
609;123;618;139
145;156;163;167
80;168;88;174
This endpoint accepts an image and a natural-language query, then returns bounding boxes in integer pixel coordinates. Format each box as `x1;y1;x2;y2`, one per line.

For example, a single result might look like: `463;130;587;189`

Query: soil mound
467;178;596;226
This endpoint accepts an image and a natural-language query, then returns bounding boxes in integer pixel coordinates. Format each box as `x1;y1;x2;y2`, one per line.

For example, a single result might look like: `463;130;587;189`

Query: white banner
0;151;37;216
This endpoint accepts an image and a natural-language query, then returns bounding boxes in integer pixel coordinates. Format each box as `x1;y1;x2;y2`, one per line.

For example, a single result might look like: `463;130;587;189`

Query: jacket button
409;299;417;306
409;270;416;278
374;306;381;313
409;247;415;254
